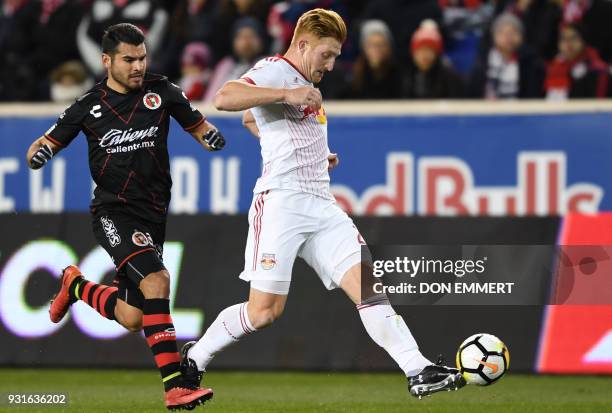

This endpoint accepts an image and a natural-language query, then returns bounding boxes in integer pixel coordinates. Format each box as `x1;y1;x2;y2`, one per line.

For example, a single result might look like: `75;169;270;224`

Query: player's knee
139;271;170;298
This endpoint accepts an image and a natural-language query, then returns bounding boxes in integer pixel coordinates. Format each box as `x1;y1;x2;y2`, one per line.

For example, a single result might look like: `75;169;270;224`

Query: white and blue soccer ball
456;333;509;386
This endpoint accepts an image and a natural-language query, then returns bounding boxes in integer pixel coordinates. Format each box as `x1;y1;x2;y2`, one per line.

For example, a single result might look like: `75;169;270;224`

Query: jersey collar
275;54;310;83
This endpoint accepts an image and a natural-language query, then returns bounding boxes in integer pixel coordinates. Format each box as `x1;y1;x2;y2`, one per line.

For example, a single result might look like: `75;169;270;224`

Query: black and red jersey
44;73;204;223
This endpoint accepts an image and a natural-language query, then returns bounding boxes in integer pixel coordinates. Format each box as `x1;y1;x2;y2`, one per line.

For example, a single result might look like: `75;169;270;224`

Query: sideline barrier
1;101;610;215
0;214;556;372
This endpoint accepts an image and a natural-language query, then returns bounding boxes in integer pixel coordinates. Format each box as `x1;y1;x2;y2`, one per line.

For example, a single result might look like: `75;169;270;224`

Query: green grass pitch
0;369;610;413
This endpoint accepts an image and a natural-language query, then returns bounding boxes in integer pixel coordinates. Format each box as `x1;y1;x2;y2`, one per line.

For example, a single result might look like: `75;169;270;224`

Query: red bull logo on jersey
301;106;327;124
331;152;603;216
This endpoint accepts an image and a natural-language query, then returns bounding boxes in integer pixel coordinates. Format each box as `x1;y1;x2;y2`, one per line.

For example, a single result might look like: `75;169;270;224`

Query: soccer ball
456;333;509;385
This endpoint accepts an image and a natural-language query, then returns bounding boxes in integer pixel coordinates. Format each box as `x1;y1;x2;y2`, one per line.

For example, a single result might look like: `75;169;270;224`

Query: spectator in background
77;0;168;76
493;0;562;60
345;20;401;99
157;0;218;81
267;1;348;55
0;0;32;100
555;0;612;62
204;17;265;101
49;61;94;103
545;23;608;100
180;0;218;45
266;1;351;99
1;0;84;100
179;42;213;101
212;0;269;59
438;0;495;74
403;19;464;99
469;13;544;99
361;0;442;66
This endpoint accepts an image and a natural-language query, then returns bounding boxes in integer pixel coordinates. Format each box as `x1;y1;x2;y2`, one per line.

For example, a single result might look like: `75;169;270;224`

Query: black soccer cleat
180;341;204;388
408;356;466;399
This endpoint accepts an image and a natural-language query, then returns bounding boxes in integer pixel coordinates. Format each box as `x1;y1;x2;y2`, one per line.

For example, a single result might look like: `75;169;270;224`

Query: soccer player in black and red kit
26;23;224;411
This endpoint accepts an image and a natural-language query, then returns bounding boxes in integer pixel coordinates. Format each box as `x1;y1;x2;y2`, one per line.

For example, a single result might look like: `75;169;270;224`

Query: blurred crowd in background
1;0;612;102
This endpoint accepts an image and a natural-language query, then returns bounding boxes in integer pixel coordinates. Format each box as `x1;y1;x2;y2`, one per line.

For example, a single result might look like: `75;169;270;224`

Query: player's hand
285;87;322;110
328;153;339;171
202;129;225;151
30;143;54;169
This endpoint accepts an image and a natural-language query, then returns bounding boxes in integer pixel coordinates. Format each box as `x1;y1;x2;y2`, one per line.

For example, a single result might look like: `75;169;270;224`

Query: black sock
142;298;183;391
69;278;117;321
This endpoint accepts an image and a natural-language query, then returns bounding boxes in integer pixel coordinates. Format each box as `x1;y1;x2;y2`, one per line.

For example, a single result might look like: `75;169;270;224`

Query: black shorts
92;210;166;309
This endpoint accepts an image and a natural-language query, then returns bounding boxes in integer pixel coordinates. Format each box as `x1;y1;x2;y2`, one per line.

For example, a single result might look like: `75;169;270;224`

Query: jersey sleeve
166;81;205;131
241;58;284;88
44;100;86;147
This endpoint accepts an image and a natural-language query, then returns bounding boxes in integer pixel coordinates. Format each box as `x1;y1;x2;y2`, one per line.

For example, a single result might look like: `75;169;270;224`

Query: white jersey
241;55;333;200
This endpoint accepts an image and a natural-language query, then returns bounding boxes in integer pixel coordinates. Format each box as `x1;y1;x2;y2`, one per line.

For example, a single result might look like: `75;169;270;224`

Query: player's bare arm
26;135;63;169
242;110;260;139
214;79;322;112
189;120;226;151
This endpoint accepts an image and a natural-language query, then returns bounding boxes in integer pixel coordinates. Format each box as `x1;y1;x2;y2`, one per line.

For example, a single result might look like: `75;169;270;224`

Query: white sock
358;298;431;376
188;302;256;371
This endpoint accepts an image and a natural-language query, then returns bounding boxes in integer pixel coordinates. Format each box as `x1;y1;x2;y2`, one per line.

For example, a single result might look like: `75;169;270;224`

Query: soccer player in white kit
181;8;465;399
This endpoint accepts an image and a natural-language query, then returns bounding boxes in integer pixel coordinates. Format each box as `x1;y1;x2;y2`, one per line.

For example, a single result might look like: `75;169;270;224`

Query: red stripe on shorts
252;192;265;271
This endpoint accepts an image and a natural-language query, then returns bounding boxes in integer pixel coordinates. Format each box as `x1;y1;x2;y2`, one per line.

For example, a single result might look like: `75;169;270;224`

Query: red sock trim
143;314;172;327
239;303;254;334
98;287;117;318
155;352;181;368
81;282;94;304
91;286;104;311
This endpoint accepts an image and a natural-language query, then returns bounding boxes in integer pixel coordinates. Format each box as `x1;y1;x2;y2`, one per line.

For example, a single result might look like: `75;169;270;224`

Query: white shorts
239;189;368;292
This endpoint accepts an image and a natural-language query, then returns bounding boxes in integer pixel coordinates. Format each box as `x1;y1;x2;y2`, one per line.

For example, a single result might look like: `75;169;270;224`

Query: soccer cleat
49;265;83;323
165;386;213;411
180;341;204;388
408;356;466;399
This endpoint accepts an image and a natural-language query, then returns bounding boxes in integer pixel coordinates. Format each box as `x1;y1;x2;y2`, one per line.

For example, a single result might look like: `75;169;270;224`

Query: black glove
30;143;54;169
203;129;225;151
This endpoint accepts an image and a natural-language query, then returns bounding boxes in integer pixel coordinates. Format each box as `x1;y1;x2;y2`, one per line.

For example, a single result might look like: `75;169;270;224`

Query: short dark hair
102;23;145;55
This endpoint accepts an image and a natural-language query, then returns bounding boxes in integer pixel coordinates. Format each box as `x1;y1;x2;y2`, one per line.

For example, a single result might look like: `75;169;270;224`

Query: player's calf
247;306;282;329
139;271;184;392
247;286;287;329
182;302;259;375
114;300;143;332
